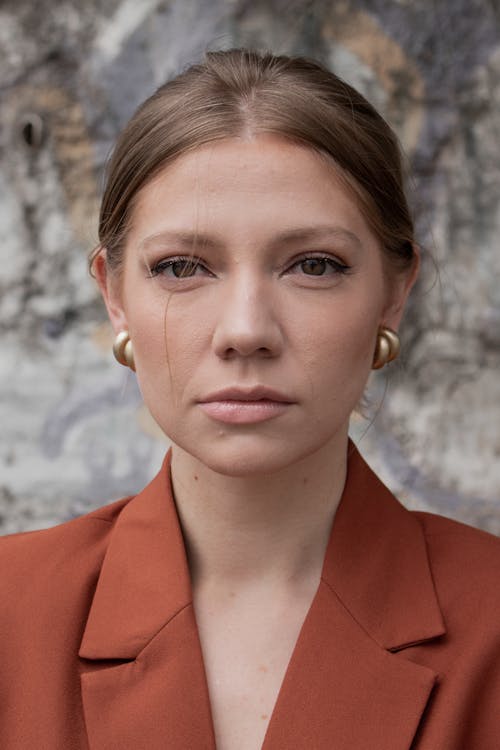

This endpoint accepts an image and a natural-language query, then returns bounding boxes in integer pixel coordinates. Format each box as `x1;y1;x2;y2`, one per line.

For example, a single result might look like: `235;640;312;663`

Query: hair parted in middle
94;48;415;275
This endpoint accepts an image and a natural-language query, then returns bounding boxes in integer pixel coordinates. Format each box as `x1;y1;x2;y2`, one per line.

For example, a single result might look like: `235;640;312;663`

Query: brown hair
92;48;415;273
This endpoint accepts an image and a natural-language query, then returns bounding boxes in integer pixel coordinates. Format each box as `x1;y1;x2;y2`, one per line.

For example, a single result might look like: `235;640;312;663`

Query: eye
300;258;329;276
149;256;209;279
288;254;350;277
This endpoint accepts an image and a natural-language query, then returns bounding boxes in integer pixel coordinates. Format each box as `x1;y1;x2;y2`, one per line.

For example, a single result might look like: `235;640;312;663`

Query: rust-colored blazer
1;445;500;749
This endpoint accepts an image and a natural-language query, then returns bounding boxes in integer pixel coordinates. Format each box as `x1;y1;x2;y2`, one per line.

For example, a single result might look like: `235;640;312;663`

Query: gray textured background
1;0;499;535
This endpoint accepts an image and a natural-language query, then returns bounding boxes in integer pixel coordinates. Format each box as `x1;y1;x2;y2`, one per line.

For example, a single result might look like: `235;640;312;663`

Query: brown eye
300;258;328;275
288;255;350;278
171;258;200;277
149;256;208;279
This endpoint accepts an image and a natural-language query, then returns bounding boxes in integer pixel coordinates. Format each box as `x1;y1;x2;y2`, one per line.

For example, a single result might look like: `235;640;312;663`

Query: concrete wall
1;0;499;534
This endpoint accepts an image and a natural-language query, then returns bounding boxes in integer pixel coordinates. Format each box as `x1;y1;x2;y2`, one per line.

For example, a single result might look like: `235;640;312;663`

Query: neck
170;433;349;590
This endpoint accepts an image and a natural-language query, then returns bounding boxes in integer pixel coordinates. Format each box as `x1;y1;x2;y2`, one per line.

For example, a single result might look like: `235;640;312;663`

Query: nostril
222;345;273;360
257;346;274;357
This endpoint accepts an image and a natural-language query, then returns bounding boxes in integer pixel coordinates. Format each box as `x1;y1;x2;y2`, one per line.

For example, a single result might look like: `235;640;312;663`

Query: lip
199;386;294;404
197;386;295;424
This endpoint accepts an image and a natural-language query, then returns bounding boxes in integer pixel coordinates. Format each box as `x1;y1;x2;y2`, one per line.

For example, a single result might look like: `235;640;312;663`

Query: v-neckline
192;570;326;749
79;443;445;749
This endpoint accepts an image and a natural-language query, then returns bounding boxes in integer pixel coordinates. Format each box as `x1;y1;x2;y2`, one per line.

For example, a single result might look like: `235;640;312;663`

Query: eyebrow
138;225;362;252
139;231;222;252
268;226;362;250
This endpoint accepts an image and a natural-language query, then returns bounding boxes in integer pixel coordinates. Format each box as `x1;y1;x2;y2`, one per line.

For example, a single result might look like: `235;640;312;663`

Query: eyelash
148;253;351;279
148;256;207;279
290;254;351;277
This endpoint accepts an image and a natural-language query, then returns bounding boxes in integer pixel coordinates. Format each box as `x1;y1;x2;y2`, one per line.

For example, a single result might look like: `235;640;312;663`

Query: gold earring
372;326;400;370
112;330;136;372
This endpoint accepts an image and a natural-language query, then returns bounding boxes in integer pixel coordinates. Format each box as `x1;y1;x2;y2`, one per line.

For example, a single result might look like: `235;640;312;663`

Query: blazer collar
79;453;216;747
79;452;189;660
79;443;445;749
261;443;445;748
323;441;446;652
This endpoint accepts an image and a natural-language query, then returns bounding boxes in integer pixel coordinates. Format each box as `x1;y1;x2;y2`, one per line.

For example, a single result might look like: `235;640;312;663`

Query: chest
194;586;315;750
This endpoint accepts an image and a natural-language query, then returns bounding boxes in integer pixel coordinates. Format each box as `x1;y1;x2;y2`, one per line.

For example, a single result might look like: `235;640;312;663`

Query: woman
1;49;500;750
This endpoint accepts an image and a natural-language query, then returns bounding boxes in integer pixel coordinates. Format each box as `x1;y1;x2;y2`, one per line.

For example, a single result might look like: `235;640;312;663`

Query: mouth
197;386;295;424
199;386;294;404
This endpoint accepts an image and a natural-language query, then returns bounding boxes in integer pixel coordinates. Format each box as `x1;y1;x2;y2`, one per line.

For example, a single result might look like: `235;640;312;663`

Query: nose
212;274;283;360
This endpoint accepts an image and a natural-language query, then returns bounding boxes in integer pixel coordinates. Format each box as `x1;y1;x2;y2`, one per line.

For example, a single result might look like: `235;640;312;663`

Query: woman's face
98;135;415;476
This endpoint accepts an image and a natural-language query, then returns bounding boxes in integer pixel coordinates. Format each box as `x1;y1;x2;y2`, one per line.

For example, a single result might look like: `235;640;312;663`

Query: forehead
128;135;378;250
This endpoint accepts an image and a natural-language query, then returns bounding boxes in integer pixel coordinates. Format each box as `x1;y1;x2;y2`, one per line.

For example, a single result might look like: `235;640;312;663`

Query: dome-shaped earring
372;326;400;370
112;330;136;372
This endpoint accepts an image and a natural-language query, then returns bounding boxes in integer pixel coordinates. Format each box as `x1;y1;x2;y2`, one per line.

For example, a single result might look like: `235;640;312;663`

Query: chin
169;429;338;478
190;442;294;477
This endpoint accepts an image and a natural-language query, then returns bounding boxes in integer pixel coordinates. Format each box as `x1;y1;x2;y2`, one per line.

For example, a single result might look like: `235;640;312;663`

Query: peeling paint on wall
1;0;499;534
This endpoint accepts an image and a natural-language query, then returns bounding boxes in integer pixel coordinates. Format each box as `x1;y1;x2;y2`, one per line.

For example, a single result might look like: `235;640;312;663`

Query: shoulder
0;495;131;553
0;497;131;604
413;509;500;622
414;509;500;569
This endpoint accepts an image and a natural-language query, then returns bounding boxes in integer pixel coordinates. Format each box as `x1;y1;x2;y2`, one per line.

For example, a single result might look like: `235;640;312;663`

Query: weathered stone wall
1;0;499;534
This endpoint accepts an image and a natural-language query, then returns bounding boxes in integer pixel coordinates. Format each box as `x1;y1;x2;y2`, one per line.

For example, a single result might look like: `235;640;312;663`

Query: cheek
128;296;210;398
296;300;379;404
300;299;379;363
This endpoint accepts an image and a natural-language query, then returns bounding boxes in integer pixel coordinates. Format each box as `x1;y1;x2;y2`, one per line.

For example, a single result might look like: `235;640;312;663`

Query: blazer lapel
79;443;445;750
263;444;445;750
262;580;437;749
78;452;216;749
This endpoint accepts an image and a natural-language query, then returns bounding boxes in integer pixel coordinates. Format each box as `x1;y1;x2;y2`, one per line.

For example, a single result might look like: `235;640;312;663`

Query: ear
382;246;420;331
93;249;129;334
